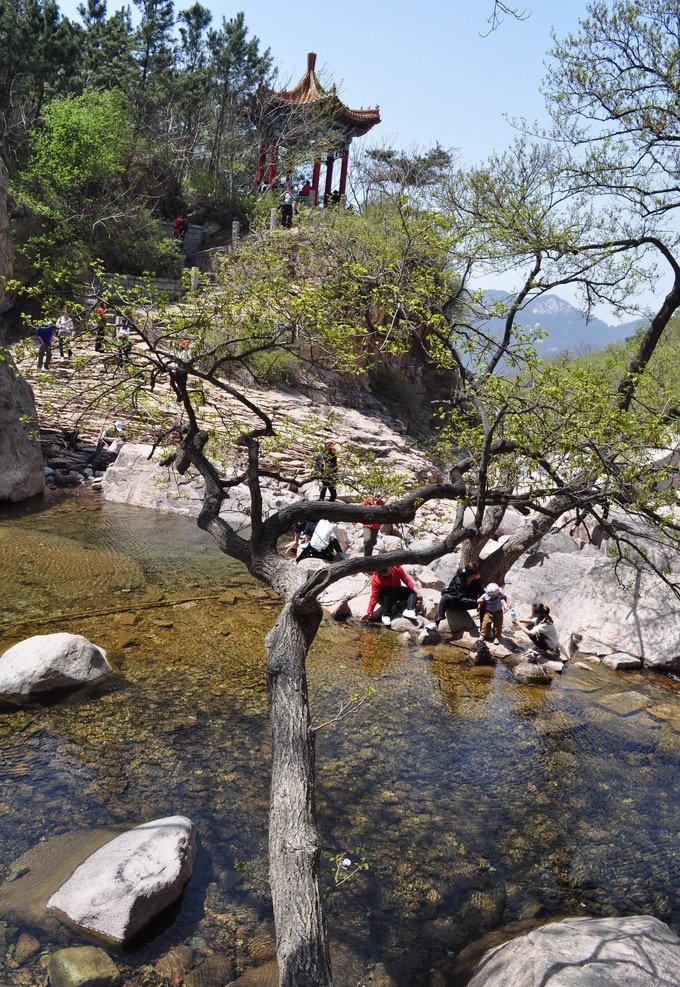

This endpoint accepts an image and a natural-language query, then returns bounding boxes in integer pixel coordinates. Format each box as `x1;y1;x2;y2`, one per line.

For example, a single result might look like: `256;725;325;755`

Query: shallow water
1;493;680;985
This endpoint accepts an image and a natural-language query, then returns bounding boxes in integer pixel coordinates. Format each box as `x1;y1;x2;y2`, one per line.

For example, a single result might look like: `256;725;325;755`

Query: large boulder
101;444;299;538
48;816;197;942
467;915;680;986
0;355;45;502
0;633;111;696
506;551;680;670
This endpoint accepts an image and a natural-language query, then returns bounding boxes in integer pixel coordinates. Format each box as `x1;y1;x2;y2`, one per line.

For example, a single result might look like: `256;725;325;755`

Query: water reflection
1;493;680;986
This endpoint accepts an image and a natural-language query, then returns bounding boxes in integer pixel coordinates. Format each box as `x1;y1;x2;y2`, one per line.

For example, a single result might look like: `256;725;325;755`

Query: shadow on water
1;493;680;986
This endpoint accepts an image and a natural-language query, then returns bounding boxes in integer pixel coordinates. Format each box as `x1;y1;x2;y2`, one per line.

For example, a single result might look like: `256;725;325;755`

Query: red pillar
338;145;350;198
256;143;267;188
311;157;322;205
323;153;334;206
267;138;279;186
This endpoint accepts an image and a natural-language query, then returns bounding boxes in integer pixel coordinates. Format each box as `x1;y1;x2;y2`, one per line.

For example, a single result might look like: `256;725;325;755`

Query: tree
0;0;80;159
27;180;680;986
10;88;182;278
544;0;680;411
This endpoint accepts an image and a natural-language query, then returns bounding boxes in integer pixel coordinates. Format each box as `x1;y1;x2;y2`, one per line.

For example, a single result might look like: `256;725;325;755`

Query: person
362;495;385;556
435;562;484;631
330;189;341;206
94;303;108;352
172;215;189;244
280;186;295;228
35;322;54;369
116;319;132;362
174;339;190;399
299;179;312;200
477;582;510;645
361;563;423;626
315;442;338;501
296;518;343;563
85;421;125;469
289;518;316;554
512;603;560;658
56;310;74;358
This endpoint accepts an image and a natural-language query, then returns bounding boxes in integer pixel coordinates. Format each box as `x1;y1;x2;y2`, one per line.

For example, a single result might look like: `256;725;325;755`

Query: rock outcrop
48;816;197;942
467;915;680;986
506;549;680;670
0;633;111;696
0;355;45;502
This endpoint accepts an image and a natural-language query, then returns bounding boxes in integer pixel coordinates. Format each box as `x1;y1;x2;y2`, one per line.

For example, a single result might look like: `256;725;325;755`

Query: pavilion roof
270;52;381;138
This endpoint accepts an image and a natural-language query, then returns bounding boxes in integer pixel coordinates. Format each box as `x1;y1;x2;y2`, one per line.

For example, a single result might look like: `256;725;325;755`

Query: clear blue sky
239;0;593;166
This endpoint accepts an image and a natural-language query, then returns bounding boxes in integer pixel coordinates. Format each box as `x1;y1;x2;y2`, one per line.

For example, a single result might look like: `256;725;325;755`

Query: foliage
10;89;182;278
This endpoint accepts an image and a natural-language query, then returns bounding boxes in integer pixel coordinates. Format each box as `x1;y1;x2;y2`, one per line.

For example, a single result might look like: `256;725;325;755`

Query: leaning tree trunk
265;602;333;987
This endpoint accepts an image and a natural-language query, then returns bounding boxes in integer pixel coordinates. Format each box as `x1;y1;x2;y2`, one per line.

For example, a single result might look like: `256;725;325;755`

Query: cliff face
0;158;45;502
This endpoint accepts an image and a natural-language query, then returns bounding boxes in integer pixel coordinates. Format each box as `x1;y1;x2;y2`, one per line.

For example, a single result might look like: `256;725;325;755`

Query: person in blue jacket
36;322;55;369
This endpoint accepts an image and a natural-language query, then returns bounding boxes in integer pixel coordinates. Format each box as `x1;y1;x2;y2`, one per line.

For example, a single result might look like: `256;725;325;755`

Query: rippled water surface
1;492;680;986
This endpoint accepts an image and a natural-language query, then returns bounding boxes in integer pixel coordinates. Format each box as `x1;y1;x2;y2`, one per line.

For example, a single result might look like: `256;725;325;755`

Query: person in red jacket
360;564;423;626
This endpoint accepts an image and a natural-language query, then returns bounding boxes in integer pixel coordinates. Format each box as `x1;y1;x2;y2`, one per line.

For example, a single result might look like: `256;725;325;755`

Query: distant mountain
481;291;641;357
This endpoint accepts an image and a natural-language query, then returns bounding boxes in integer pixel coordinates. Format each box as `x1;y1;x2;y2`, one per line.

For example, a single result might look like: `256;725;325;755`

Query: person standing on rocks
477;582;510;645
35;322;55;369
315;442;339;501
94;303;108;352
362;495;385;556
55;311;74;358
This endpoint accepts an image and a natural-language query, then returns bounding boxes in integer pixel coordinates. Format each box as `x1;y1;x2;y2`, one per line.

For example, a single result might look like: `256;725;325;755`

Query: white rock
602;652;643;670
0;633;111;696
467;915;680;987
415;567;445;591
48;816;197;942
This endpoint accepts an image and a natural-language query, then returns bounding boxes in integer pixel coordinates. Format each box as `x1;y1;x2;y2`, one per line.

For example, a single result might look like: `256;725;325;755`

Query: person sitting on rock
435;562;484;634
512;603;559;658
85;421;125;469
360;563;423;627
477;582;510;645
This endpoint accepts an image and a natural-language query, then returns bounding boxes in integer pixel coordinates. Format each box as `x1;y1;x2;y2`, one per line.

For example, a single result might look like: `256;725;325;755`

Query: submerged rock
48;816;197;943
511;661;552;686
0;632;111;696
47;946;121;987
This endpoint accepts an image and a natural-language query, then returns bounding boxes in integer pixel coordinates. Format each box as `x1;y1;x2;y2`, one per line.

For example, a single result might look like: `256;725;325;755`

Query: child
477;582;509;645
512;603;559;657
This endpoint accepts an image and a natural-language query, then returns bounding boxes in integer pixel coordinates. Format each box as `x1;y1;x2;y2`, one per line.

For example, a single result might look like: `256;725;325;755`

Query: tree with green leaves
10;88;181;279
544;0;680;411
22;179;680;984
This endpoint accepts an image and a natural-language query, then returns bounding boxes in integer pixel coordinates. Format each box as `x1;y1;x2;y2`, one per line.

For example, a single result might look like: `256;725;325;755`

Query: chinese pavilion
256;52;381;204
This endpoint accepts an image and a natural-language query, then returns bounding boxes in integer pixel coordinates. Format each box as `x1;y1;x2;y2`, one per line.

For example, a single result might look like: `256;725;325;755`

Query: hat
114;421;124;431
485;582;500;596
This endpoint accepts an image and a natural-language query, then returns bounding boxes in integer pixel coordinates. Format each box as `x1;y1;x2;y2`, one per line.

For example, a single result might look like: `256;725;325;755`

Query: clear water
1;492;680;986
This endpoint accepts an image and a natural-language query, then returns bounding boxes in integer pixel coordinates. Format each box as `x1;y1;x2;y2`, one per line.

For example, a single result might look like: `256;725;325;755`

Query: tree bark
265;602;333;987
